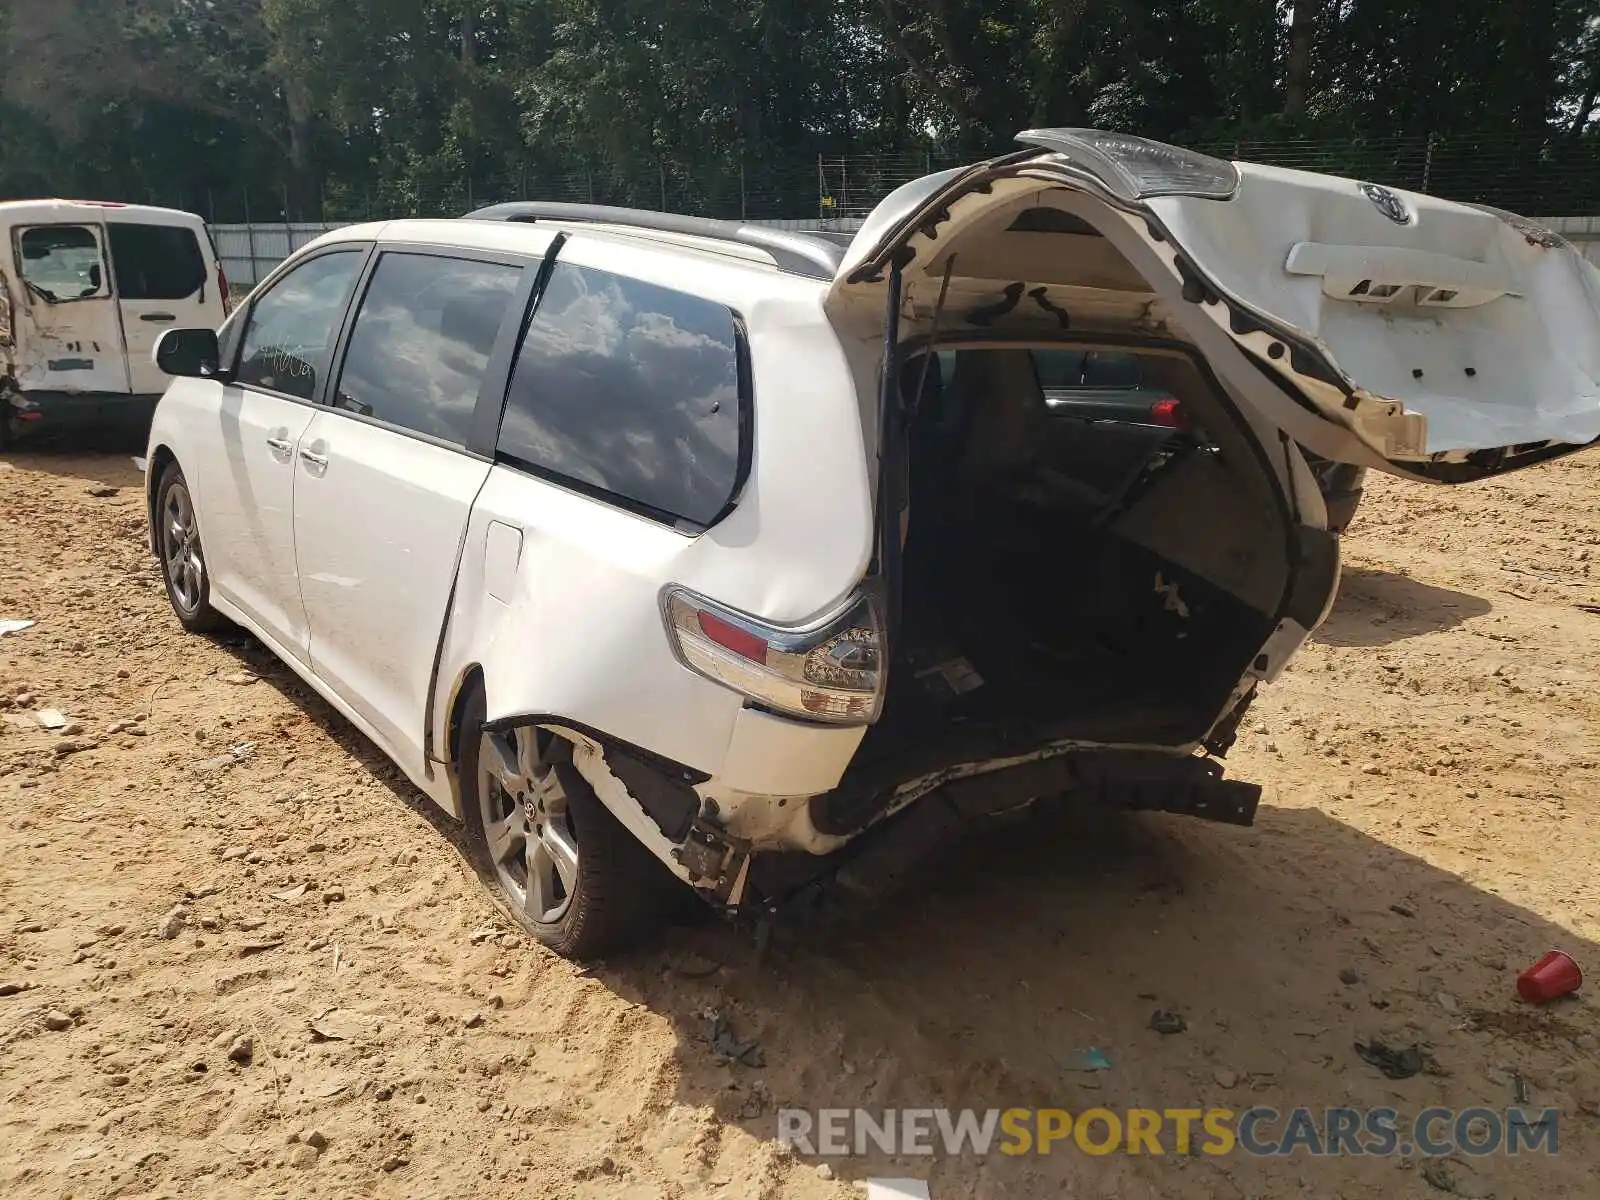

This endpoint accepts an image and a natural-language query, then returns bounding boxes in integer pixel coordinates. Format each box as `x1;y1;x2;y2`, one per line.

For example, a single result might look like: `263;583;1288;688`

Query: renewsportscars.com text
777;1106;1558;1158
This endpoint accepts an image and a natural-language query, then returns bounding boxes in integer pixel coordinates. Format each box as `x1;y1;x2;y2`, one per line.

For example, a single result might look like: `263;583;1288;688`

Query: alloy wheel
161;481;206;613
476;726;580;925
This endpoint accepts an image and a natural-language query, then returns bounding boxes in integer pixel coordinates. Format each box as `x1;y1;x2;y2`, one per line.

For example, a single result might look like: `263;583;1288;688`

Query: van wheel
155;462;225;633
459;688;670;960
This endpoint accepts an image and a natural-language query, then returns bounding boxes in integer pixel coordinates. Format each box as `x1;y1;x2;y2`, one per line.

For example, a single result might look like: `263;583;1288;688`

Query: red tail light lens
217;264;232;316
663;588;885;725
1148;396;1188;429
696;610;768;663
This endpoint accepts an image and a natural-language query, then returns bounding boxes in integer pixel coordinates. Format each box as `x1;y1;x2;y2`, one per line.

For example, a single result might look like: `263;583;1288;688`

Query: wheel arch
145;443;179;554
443;662;485;769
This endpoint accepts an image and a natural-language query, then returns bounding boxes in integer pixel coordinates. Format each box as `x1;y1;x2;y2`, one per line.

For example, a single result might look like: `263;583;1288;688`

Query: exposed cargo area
836;343;1291;813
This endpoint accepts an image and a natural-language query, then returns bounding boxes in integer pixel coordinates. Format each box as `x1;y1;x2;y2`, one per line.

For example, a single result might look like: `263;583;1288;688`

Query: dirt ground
2;442;1599;1200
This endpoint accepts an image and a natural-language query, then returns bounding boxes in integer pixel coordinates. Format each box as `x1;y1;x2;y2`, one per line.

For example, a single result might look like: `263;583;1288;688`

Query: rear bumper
4;390;161;444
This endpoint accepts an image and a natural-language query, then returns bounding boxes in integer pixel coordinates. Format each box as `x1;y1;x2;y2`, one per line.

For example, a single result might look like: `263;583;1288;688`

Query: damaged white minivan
145;130;1600;957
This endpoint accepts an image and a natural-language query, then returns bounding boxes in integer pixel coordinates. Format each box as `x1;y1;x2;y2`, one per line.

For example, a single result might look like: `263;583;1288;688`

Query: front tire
458;686;673;960
155;462;225;634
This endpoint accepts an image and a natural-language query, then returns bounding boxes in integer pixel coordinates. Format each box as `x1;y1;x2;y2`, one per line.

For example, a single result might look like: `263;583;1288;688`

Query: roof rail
462;201;846;281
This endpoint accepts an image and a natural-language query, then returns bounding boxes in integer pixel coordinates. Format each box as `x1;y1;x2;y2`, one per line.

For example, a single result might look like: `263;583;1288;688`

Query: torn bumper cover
596;737;1259;917
764;751;1260;920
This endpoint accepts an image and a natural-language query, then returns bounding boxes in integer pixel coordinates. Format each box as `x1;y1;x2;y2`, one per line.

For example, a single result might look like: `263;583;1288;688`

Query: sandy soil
2;443;1599;1200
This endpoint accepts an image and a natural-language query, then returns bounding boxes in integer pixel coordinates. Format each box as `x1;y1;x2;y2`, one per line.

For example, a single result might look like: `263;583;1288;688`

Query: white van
0;200;230;449
144;130;1600;958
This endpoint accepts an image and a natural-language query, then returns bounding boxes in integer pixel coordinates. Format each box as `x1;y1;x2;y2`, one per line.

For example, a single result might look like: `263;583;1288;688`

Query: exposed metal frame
462;201;845;281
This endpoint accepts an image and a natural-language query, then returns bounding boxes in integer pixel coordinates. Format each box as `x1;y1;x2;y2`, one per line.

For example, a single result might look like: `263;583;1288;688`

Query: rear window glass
497;262;745;528
1032;348;1088;388
17;225;108;302
334;252;523;446
1032;349;1144;388
108;223;207;300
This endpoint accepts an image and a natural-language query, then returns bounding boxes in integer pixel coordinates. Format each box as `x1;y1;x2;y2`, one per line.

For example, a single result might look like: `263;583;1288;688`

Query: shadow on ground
1315;565;1492;648
218;602;1593;1200
616;800;1597;1197
3;431;149;489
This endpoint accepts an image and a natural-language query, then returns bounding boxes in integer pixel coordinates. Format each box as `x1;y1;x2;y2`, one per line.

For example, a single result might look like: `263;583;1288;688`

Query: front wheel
155;462;225;633
458;687;676;960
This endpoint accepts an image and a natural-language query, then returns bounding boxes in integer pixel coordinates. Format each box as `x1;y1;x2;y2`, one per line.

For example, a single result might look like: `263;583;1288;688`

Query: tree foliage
2;0;1598;217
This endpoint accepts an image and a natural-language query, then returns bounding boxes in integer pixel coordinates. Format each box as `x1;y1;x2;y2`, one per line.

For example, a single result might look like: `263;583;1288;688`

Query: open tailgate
832;129;1600;483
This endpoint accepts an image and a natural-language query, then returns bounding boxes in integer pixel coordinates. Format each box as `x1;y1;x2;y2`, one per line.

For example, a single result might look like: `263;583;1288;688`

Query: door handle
265;436;294;455
139;312;177;323
299;449;329;469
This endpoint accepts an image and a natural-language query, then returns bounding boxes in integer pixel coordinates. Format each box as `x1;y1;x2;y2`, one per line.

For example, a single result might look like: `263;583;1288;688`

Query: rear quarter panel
432;267;875;782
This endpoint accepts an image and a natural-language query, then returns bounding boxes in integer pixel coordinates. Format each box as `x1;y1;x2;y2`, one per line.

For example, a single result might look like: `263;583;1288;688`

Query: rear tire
458;685;675;960
154;462;225;634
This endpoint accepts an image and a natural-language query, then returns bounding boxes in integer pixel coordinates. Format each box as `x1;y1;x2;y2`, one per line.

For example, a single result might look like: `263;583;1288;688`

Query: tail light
1148;396;1188;429
217;264;232;315
662;587;885;725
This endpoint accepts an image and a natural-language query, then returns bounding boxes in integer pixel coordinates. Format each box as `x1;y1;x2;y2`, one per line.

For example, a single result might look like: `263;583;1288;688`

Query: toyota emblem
1360;183;1412;225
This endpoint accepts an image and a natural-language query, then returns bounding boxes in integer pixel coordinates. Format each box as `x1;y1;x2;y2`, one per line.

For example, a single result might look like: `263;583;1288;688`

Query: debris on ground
866;1181;933;1200
195;741;256;773
34;709;68;730
1062;1048;1113;1072
1354;1039;1424;1080
705;1010;764;1067
308;1008;376;1043
1148;1010;1187;1035
270;883;309;902
1516;949;1583;1003
0;619;35;636
1422;1158;1496;1198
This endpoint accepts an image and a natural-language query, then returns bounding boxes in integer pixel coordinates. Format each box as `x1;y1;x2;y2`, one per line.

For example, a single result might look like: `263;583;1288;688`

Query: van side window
498;263;746;528
236;251;364;402
16;225;108;303
108;223;207;300
331;252;522;445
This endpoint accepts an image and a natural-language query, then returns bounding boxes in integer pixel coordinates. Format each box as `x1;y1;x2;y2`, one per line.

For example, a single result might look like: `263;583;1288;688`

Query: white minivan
0;200;229;449
144;130;1600;958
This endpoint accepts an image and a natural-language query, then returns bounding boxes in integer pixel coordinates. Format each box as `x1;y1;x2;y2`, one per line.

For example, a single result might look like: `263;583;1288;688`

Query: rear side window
333;253;522;446
107;223;206;300
498;263;745;527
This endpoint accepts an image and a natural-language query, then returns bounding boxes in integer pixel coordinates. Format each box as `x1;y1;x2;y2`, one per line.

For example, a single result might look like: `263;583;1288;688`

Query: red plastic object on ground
1517;950;1583;1003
